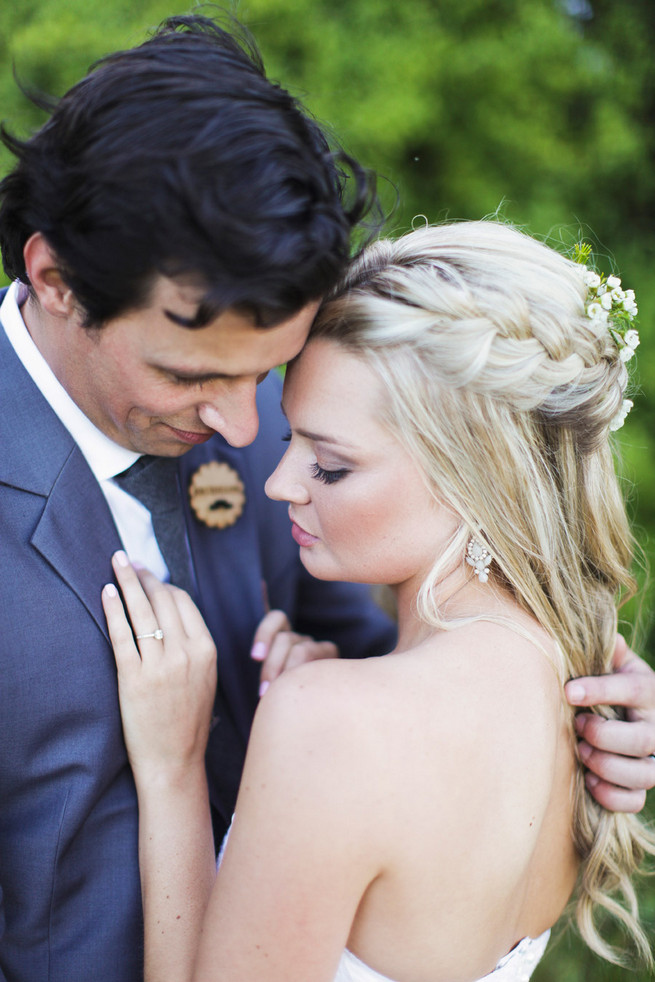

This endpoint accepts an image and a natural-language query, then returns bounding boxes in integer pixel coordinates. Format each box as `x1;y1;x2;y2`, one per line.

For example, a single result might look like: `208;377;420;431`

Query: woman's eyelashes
281;431;351;484
311;462;351;485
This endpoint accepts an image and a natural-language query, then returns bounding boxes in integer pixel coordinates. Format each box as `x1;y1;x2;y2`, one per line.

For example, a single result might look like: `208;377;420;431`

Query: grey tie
114;455;246;828
114;455;195;596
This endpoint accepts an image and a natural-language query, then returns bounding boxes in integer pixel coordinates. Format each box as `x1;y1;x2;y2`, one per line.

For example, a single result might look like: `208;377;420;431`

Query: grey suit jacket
0;299;395;981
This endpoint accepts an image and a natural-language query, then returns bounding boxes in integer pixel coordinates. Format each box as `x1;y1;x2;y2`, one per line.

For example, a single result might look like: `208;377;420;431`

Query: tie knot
115;456;181;516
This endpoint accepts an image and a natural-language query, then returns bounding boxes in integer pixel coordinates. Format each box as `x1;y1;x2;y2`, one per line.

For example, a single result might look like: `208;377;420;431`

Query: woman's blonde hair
311;220;655;966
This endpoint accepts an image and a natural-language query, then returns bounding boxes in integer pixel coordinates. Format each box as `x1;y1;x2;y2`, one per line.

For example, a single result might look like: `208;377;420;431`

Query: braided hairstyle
311;220;655;966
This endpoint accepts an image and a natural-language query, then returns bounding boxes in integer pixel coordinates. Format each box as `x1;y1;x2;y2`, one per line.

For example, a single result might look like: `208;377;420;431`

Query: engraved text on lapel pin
188;461;245;529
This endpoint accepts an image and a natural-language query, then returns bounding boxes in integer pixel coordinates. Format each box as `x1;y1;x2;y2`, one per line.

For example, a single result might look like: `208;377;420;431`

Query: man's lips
290;514;320;547
165;423;214;445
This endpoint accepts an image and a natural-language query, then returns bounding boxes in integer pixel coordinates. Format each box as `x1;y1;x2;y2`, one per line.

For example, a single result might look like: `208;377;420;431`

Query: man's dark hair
0;12;378;327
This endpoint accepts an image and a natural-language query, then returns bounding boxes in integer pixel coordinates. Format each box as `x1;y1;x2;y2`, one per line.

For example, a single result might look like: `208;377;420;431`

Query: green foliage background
1;1;653;977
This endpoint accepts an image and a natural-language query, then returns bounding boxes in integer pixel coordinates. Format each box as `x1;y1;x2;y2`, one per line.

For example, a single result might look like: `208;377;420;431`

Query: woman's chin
299;554;364;585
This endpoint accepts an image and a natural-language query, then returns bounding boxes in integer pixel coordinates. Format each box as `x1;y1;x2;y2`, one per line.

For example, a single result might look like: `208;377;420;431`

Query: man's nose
197;379;260;448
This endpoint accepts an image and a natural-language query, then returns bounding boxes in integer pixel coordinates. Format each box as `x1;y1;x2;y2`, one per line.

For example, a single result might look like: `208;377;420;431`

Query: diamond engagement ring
135;629;164;641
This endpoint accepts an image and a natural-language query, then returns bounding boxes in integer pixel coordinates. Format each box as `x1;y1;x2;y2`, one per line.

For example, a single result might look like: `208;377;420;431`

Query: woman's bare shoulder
249;656;390;772
250;613;563;797
235;618;569;894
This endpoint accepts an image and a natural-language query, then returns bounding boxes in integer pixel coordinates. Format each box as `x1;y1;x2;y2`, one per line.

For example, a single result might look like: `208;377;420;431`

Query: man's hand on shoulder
251;609;339;696
565;635;655;813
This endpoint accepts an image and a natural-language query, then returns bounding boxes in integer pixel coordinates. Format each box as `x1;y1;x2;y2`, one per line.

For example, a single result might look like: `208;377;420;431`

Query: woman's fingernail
259;680;270;697
585;772;600;790
114;550;129;567
574;715;585;735
104;583;118;597
251;642;267;662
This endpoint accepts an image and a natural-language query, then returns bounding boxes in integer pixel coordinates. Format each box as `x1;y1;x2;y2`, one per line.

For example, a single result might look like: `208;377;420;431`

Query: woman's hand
250;609;339;696
102;551;217;784
565;635;655;812
103;551;217;981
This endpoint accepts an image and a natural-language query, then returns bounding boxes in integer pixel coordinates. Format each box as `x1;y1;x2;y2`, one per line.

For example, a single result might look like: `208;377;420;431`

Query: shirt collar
1;281;140;480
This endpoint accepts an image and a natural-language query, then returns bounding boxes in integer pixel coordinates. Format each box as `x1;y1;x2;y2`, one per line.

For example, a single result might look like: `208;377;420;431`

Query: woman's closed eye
282;431;351;483
311;462;350;485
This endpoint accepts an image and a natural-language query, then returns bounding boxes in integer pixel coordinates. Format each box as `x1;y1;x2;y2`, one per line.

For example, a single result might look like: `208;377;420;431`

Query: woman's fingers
132;566;187;644
159;579;216;645
101;582;140;673
134;567;217;668
103;554;217;779
111;552;163;642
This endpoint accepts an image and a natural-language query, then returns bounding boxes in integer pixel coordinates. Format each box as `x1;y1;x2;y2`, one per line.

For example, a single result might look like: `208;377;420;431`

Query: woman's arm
193;661;383;982
102;553;217;982
103;553;379;982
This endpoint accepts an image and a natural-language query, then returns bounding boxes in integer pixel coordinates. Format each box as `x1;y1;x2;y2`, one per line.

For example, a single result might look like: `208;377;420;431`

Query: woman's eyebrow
279;403;357;449
295;427;357;448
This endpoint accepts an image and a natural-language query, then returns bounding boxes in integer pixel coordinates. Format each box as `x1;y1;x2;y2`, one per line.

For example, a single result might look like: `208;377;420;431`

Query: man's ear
23;232;76;318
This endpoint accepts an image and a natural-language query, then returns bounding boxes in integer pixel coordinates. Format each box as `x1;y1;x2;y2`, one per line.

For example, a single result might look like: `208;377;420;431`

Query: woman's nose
265;448;310;504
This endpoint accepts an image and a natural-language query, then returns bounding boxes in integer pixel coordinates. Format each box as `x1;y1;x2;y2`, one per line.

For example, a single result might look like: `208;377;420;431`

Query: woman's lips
290;519;319;547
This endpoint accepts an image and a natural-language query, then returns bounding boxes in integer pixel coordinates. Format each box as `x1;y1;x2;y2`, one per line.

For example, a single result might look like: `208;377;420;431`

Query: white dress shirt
1;280;169;579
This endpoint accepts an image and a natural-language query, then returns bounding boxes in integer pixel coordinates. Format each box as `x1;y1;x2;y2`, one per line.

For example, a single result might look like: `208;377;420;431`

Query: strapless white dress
218;824;549;982
333;931;549;982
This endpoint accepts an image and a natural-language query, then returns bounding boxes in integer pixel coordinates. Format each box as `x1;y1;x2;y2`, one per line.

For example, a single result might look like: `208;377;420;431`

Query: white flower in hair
583;270;601;289
572;245;640;432
587;301;605;320
624;329;640;350
610;399;634;431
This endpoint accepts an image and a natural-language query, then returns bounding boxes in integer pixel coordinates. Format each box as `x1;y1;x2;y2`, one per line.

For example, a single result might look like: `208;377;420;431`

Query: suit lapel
1;319;122;638
31;448;123;638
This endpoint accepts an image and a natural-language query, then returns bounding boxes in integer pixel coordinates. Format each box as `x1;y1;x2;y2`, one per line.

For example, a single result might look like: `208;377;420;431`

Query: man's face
45;277;317;455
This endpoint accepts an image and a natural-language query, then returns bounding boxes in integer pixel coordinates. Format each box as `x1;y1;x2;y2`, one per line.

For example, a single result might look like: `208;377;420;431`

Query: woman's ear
23;231;75;318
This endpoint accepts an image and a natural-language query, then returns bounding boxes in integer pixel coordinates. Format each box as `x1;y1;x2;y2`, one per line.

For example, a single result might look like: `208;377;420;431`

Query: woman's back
220;602;578;982
336;615;578;981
